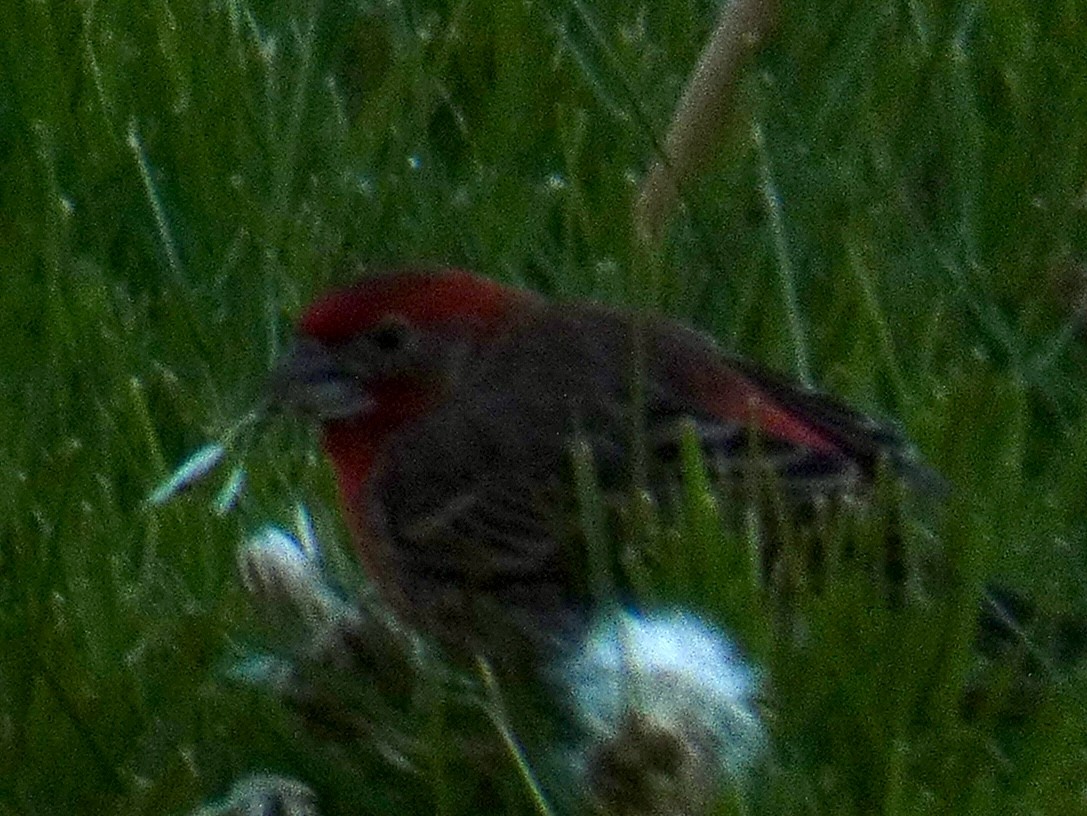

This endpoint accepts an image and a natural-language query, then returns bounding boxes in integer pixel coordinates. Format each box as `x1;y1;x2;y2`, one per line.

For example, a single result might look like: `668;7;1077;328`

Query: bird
267;267;941;669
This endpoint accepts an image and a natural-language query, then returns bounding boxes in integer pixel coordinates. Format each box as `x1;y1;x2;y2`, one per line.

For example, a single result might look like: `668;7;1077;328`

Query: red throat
319;415;394;587
321;418;382;521
318;377;438;525
319;377;436;588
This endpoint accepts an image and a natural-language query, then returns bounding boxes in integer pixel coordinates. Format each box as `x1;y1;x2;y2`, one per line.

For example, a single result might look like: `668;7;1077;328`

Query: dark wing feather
723;354;948;495
645;317;948;499
371;305;944;657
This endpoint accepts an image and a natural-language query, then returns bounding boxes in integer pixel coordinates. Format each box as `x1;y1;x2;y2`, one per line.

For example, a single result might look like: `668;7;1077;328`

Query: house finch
268;268;939;667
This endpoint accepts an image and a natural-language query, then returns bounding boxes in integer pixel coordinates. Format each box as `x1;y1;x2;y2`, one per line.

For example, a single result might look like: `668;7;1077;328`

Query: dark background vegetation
1;0;1085;813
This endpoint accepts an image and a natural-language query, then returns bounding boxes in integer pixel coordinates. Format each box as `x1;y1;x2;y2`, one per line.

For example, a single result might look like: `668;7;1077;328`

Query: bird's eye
370;317;412;354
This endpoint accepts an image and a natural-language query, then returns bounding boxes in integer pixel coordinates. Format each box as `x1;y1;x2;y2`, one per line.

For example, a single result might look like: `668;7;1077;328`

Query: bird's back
369;303;937;660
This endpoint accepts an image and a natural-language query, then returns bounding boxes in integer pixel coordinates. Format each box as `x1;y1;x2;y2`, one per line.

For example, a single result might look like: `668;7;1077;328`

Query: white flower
237;526;351;634
558;608;765;815
190;773;318;816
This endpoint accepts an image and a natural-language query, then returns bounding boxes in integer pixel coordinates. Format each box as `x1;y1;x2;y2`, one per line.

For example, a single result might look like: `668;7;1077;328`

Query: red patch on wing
745;399;839;453
701;372;841;454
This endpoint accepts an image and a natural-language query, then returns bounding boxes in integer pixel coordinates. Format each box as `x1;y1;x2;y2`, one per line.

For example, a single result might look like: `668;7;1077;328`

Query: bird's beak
266;336;374;422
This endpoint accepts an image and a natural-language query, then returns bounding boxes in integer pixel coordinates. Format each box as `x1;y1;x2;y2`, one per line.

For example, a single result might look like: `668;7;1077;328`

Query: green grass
2;0;1086;814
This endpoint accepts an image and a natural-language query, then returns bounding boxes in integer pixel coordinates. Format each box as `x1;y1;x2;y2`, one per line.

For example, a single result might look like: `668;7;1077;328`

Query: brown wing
371;305;943;657
643;317;947;498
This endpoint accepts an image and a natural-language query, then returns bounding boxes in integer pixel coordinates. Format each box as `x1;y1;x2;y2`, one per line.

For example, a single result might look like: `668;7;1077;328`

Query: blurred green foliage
1;0;1085;814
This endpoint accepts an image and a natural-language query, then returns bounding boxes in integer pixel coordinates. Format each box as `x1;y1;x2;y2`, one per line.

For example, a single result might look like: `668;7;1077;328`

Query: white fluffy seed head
237;526;348;630
191;773;318;816
558;608;765;814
